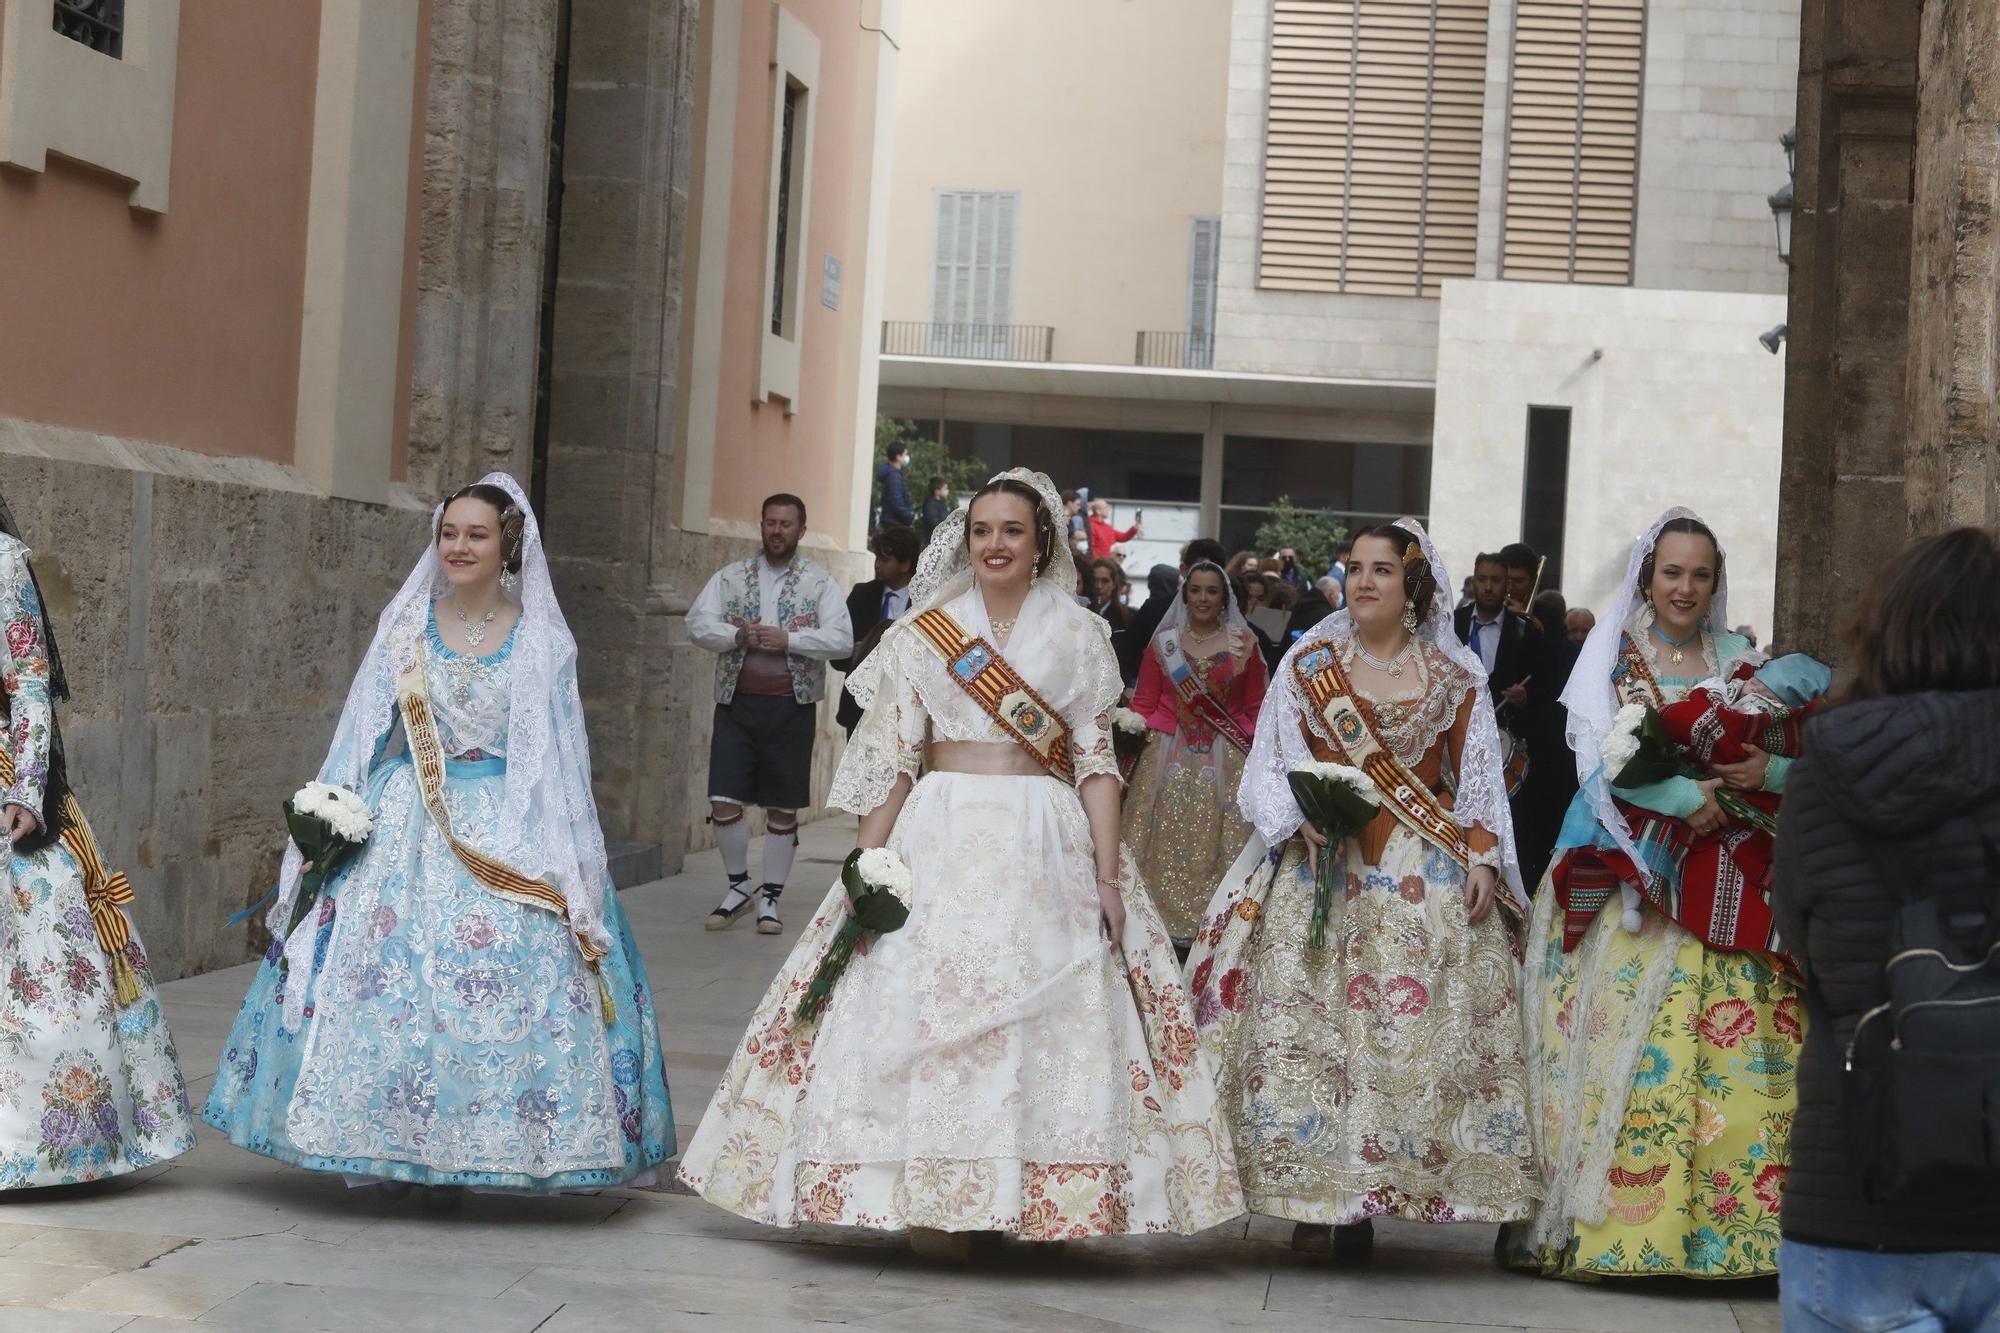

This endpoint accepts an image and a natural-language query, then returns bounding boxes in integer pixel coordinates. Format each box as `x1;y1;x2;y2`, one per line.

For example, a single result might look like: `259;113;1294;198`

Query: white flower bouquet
1287;761;1382;949
282;781;375;940
797;847;914;1022
1110;704;1151;778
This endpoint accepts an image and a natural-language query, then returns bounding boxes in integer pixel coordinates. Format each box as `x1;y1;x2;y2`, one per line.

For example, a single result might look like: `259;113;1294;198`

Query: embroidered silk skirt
676;770;1244;1237
1187;829;1535;1227
0;837;195;1188
203;755;674;1190
1506;884;1799;1280
1121;728;1253;944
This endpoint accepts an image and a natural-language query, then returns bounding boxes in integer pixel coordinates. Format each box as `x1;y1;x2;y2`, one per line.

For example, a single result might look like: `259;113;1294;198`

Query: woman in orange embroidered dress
1187;522;1535;1255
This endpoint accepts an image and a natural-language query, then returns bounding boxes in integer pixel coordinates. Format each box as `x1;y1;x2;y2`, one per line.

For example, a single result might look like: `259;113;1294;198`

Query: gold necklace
990;618;1016;640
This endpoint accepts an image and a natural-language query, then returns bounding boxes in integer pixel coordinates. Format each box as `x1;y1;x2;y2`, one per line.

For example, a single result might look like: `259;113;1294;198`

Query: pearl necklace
1354;633;1416;678
989;618;1016;641
452;599;500;648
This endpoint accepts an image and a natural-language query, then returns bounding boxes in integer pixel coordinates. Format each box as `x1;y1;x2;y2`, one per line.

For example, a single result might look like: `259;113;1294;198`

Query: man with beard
688;494;853;936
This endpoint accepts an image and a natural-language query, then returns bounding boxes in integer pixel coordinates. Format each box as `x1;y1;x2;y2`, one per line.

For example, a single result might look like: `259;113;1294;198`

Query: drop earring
501;567;520;595
1400;600;1420;633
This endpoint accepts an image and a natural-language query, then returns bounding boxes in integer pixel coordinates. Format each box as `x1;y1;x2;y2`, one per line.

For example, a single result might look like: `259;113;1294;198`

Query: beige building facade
880;0;1799;632
0;0;892;979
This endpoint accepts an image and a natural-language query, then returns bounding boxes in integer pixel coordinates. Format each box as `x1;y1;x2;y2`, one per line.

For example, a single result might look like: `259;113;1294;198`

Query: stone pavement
1;818;1782;1332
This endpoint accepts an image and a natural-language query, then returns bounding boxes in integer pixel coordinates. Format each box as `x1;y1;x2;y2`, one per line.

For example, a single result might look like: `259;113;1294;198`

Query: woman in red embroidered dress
1122;561;1268;945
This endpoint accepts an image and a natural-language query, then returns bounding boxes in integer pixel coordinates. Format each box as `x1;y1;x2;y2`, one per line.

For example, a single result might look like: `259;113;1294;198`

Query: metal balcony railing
1134;331;1214;370
881;321;1055;362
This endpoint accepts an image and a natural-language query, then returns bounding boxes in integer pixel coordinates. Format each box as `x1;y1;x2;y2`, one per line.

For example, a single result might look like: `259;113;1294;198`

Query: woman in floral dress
677;469;1242;1253
1187;521;1534;1257
1121;561;1267;946
0;502;194;1187
1508;510;1806;1280
204;475;672;1190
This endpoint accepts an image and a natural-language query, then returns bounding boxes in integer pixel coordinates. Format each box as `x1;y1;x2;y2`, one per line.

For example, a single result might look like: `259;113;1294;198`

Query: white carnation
1599;702;1650;775
292;781;373;844
1110;706;1148;735
855;847;913;905
1292;760;1380;805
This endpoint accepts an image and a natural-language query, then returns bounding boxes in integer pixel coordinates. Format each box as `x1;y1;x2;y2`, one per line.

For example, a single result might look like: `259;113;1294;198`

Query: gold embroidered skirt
1121;729;1252;943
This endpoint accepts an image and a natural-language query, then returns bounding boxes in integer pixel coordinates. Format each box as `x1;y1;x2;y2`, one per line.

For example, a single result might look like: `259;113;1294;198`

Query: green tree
874;418;987;526
1252;497;1349;578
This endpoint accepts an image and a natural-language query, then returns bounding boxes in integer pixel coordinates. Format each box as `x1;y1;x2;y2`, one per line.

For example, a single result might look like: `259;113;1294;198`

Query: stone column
1772;0;1918;658
408;0;562;498
1905;0;2000;532
542;0;702;869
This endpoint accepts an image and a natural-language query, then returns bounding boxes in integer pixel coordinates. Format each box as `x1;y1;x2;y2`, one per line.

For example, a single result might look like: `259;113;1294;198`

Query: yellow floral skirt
1507;886;1802;1280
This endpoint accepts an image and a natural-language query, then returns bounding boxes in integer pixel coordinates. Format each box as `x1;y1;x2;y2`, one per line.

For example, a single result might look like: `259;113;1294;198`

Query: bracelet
1096;875;1122;889
1467;848;1502;871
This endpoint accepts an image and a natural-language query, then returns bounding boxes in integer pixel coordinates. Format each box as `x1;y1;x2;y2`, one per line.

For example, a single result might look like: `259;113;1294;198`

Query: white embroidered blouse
829;580;1124;815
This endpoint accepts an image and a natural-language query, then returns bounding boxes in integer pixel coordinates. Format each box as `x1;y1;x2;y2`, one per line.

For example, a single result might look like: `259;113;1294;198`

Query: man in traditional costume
688;494;853;936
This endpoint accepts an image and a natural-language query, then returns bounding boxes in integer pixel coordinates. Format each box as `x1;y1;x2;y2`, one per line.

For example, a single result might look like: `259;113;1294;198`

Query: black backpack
1843;824;2000;1202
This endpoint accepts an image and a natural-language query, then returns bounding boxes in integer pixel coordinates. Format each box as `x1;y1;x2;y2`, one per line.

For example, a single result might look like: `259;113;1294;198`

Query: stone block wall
1633;0;1802;295
0;428;429;982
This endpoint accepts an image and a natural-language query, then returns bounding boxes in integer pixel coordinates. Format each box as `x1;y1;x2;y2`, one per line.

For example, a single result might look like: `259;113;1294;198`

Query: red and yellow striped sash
0;747;141;1006
1290;640;1469;868
909;608;1075;784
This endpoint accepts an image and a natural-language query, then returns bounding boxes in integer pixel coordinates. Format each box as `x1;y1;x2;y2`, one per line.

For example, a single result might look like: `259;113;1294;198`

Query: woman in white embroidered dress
0;502;194;1188
677;470;1242;1251
204;476;673;1190
1186;522;1535;1256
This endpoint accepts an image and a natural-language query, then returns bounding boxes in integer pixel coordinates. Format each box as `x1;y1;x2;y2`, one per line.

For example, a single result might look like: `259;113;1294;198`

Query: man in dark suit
1454;552;1536;713
833;525;921;734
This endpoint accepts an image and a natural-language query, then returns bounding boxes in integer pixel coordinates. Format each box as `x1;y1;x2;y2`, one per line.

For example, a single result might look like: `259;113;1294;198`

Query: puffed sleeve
828;630;927;815
1069;614;1125;784
1131;645;1167;731
0;545;53;819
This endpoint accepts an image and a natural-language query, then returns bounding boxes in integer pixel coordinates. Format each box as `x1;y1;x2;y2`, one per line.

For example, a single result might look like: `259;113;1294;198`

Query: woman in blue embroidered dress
204;475;673;1190
0;499;194;1188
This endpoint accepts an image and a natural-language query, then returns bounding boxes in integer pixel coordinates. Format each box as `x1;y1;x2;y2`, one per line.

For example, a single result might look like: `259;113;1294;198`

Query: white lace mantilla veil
1235;518;1528;910
1522;504;1747;1249
1151;559;1252;659
267;472;613;1031
1560;505;1734;874
843;467;1079;716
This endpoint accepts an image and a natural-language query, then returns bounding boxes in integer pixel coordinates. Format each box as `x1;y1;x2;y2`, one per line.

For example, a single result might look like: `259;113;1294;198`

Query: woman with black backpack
1773;526;2000;1330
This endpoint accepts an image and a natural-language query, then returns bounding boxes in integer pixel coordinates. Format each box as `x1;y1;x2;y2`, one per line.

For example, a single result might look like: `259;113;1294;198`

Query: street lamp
1768;182;1793;266
1769;126;1796;268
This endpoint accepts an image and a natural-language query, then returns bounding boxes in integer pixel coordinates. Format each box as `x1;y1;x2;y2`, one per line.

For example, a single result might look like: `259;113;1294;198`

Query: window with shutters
1186;217;1220;369
928;189;1020;358
756;10;819;410
1501;0;1644;284
1258;0;1489;298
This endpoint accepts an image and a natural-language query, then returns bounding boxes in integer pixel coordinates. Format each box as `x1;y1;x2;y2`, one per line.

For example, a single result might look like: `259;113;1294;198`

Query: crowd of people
3;463;1997;1328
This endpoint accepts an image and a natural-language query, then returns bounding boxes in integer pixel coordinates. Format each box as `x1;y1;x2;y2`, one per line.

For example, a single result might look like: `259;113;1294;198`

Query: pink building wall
0;0;429;475
708;0;867;535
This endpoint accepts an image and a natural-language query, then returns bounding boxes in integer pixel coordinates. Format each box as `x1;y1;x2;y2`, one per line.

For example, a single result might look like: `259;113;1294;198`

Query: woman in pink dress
1120;561;1268;946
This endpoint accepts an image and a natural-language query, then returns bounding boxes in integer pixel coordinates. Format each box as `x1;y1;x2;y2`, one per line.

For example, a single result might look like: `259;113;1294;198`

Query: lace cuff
1468;846;1502;870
